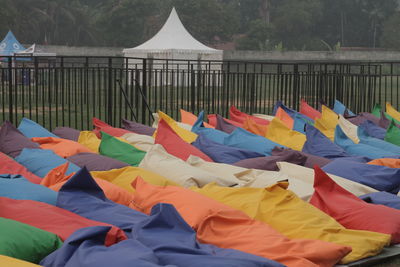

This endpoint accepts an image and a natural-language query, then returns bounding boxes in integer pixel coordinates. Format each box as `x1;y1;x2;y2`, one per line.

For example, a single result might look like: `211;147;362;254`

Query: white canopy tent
123;8;223;71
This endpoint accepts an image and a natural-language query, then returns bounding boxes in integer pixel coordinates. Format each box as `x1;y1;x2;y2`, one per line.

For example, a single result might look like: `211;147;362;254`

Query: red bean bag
229;106;270;125
300;99;321;120
131;177;351;267
0;152;42;184
0;197;127;246
310;166;400;244
155;119;213;162
92;118;132;138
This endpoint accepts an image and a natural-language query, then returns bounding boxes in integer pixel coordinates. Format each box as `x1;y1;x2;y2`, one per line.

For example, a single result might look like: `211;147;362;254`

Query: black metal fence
0;55;399;130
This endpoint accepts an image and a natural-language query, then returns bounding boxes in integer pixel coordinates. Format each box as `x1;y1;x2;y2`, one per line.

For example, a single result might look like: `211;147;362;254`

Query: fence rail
0;55;399;130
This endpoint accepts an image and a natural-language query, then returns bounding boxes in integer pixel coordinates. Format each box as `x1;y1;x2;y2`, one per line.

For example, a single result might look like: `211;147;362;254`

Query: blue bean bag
41;226;163;267
359;120;387;140
15;148;80;178
302;125;350;159
333;100;355;116
360;192;400;210
322;159;400;194
18;118;58;138
192;133;264;164
56;168;283;267
292;114;311;134
0;174;57;205
191;111;229;144
334;126;398;160
224;128;284;156
358;127;400;154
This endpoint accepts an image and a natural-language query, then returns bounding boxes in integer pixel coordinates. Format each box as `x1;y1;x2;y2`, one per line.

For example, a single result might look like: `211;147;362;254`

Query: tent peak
123;7;220;53
0;30;25;56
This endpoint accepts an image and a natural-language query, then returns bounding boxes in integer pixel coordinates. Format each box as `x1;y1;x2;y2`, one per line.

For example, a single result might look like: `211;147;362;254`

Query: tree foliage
0;0;399;50
380;13;400;50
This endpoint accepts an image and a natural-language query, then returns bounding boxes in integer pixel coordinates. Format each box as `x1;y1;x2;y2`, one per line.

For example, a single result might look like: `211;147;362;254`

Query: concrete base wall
33;44;124;57
30;44;400;61
223;50;400;62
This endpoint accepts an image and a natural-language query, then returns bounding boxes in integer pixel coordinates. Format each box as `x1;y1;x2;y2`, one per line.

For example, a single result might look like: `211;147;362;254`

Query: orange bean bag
0;152;42;184
275;107;294;129
207;114;243;127
155;119;213;162
310;166;400;244
300;99;321;120
41;163;134;206
368;158;400;169
92;118;132;138
229;106;270;125
242;117;268;136
131;177;351;267
31;137;92;158
180;109;214;128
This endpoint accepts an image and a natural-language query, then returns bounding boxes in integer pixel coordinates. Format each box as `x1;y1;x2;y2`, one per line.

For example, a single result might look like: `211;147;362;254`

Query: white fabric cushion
139;144;238;187
187;155;314;200
277;162;378;198
121;133;155;152
338;115;360;144
252;114;275;121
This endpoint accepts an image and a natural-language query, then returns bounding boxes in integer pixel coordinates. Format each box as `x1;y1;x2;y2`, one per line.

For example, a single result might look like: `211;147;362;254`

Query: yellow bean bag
315;105;339;141
0;256;42;267
78;131;101;153
153;111;198;143
191;182;390;264
386;102;400;122
265;118;306;151
91;166;178;193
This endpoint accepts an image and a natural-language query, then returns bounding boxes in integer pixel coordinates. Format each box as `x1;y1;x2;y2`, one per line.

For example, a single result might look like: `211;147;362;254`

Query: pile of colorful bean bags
1;100;400;267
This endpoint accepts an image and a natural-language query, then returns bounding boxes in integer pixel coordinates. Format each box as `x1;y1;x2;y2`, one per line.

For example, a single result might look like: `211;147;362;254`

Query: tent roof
123;8;221;54
0;30;25;56
15;44;56;57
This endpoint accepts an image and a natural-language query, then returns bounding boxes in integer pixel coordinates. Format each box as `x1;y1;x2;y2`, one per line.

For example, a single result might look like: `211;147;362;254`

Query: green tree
316;0;398;48
380;12;400;50
159;0;239;44
270;0;323;50
236;19;274;50
95;0;160;47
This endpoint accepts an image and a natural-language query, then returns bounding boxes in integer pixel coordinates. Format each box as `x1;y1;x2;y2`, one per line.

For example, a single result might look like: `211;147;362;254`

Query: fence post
142;58;147;124
190;64;195;113
249;73;256;114
107;57;113;125
7;57;13;123
225;61;230;117
293;64;299;111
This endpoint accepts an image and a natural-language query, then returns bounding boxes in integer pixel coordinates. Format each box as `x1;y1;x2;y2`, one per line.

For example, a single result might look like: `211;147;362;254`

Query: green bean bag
99;132;146;166
385;120;400;146
0;217;63;264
